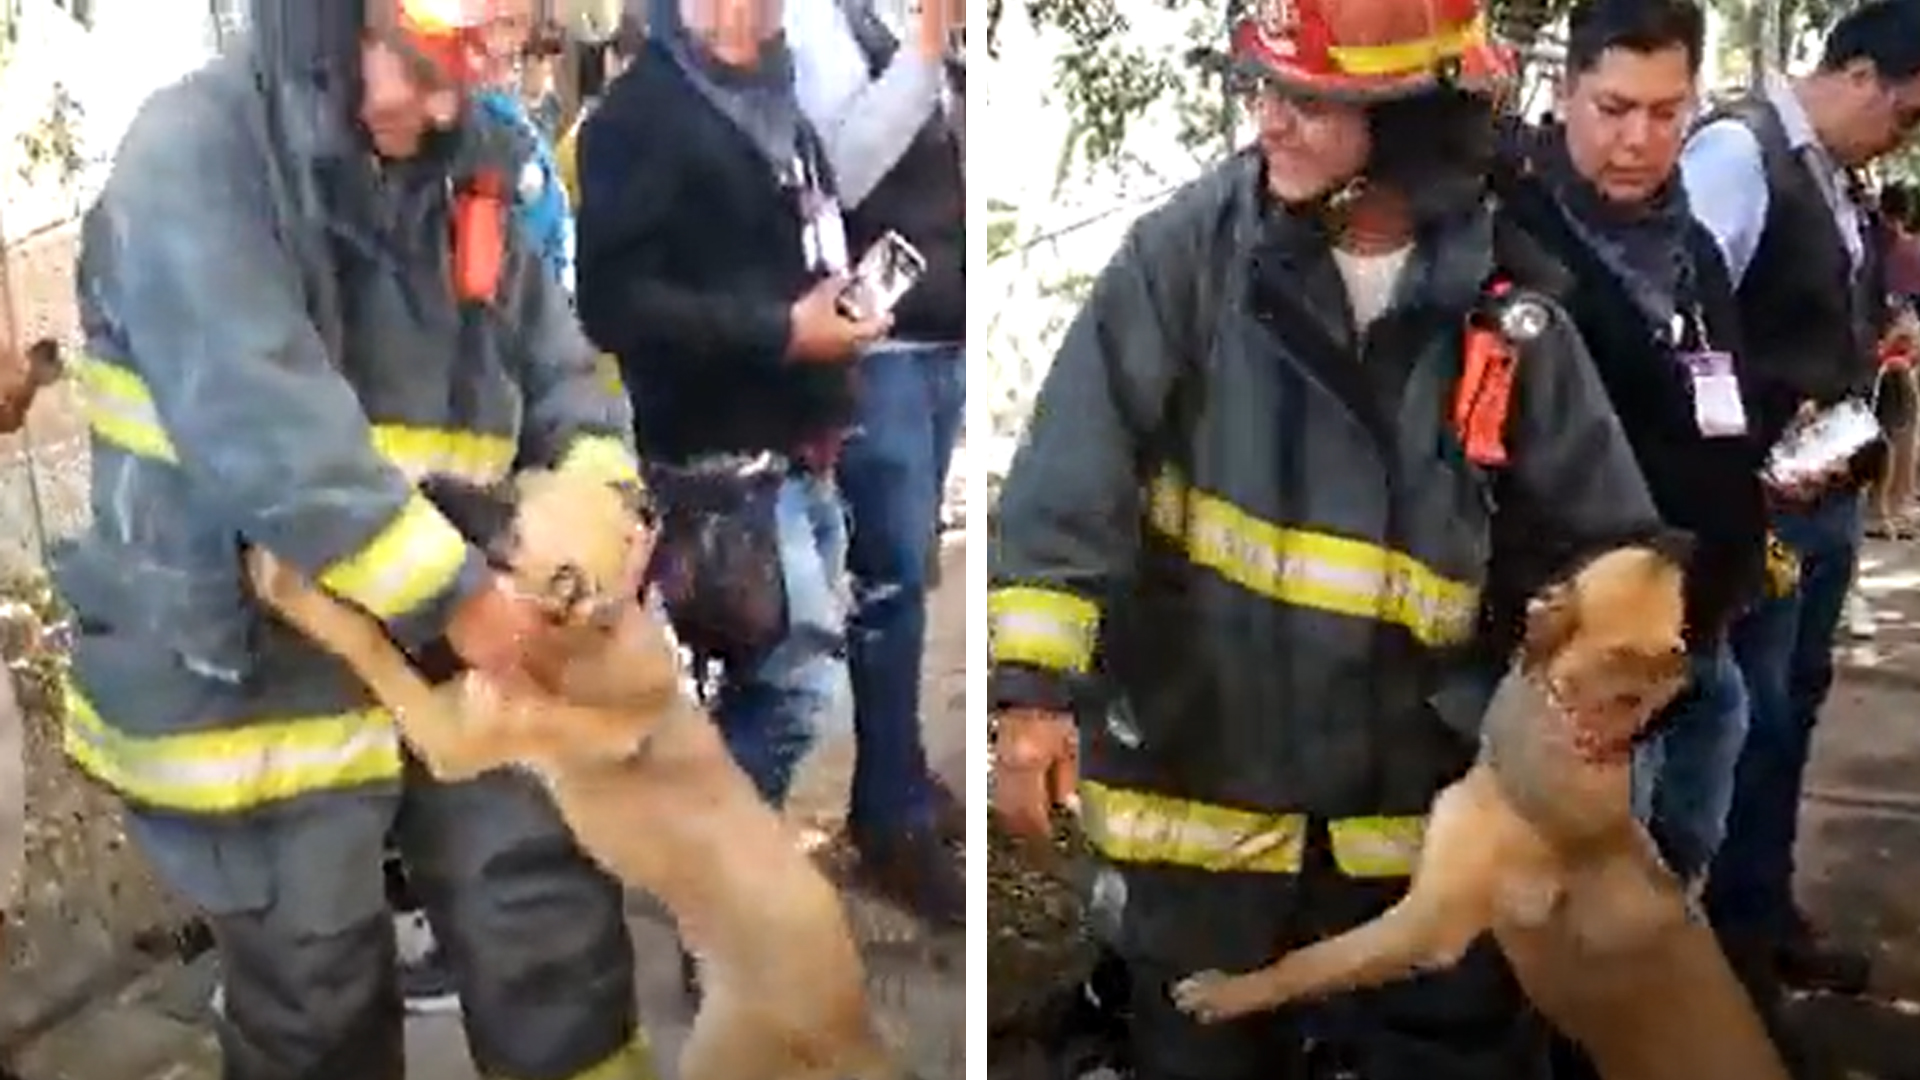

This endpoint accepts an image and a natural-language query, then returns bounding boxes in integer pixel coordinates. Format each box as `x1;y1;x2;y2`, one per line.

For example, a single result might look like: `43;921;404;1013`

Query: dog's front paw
244;548;304;610
1170;970;1266;1025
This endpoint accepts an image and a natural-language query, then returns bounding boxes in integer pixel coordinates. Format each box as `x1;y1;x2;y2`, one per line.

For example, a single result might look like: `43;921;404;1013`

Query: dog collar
1537;676;1634;764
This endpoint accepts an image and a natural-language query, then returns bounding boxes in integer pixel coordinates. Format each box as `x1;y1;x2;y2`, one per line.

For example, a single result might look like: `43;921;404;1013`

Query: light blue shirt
783;0;945;208
1679;73;1865;288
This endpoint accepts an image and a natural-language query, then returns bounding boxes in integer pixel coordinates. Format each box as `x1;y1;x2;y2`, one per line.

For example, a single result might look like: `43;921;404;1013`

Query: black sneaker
394;910;461;1015
852;827;964;929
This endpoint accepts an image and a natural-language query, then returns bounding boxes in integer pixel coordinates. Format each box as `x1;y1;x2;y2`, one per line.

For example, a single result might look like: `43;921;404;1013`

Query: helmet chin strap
1274;173;1365;219
1281;175;1413;252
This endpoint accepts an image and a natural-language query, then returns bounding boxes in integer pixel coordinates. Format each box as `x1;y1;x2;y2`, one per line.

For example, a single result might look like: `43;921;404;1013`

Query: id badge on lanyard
794;153;850;275
1674;311;1748;439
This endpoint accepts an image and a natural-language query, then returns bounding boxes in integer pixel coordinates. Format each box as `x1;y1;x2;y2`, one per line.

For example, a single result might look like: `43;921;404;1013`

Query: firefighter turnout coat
989;151;1661;959
56;50;640;818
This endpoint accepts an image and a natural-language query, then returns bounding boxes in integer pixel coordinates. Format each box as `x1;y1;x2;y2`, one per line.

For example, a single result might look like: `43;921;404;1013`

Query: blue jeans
1707;490;1862;933
1631;641;1750;883
836;342;965;837
711;471;852;808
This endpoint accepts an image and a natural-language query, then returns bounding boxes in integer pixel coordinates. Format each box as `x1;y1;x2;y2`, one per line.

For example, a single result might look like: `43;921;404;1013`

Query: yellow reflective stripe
371;425;515;485
1146;472;1477;646
1328;815;1426;878
1080;782;1428;879
556;432;641;486
595;353;627;399
398;0;482;34
1328;14;1488;77
75;355;178;462
1079;780;1306;874
487;1034;662;1080
78;354;523;491
987;586;1100;674
318;493;470;620
61;682;402;813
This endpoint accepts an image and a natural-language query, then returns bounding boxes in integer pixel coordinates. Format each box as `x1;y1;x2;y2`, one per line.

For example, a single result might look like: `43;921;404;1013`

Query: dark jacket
988;151;1659;963
1499;174;1780;650
575;44;854;463
59;49;637;816
839;30;965;342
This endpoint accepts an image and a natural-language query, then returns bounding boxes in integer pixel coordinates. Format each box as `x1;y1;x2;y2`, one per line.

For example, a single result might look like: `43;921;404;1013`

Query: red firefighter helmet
1230;0;1515;101
389;0;517;87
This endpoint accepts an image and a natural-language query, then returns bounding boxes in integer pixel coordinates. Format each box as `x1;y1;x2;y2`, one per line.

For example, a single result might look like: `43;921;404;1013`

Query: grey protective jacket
988;152;1660;924
57;50;639;817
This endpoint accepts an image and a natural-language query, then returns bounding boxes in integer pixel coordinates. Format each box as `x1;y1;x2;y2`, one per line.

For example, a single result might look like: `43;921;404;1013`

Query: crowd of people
0;0;965;1077
988;0;1920;1077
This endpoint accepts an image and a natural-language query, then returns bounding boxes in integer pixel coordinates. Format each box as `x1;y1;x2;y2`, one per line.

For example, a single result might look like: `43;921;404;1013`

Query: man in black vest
1679;0;1920;1010
786;0;967;927
1501;0;1782;903
1494;2;1795;1073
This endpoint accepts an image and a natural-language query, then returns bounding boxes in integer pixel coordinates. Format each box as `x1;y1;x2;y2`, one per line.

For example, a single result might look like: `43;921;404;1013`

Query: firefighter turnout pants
126;758;648;1080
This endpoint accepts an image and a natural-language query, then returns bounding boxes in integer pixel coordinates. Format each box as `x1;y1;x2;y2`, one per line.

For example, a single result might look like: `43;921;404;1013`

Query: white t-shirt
1331;245;1413;333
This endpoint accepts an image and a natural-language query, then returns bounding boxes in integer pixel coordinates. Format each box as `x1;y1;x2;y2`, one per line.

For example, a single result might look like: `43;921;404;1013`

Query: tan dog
246;469;904;1080
1169;544;1792;1080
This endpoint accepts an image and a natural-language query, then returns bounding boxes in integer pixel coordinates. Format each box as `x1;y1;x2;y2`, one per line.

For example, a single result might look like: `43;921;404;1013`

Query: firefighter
55;1;655;1078
987;0;1668;1076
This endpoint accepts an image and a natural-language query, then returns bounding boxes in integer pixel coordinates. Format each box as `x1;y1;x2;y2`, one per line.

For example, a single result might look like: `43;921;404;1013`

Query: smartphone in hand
836;231;928;323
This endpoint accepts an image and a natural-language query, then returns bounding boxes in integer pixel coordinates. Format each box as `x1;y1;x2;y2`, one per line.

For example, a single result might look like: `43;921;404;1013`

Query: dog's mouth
1543;678;1679;765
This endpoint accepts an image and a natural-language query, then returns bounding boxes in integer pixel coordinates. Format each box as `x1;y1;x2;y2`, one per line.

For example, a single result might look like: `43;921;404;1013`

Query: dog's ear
1520;581;1580;672
418;476;520;554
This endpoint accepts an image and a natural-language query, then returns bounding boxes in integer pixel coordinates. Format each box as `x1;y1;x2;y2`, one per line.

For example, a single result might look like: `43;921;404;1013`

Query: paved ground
7;540;970;1080
1785;535;1920;1078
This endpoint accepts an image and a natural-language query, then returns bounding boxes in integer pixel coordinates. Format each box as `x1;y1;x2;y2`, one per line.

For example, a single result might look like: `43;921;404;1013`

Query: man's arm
989;224;1185;711
506;241;642;487
98;89;486;650
1679;120;1770;288
1503;301;1666;565
574;81;793;365
786;0;944;209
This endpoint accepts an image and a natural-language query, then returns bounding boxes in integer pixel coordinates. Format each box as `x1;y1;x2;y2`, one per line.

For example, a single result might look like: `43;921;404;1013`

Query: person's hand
445;573;556;677
787;276;890;365
1882;310;1920;369
1765;466;1848;508
914;0;958;60
992;708;1078;842
1762;400;1852;507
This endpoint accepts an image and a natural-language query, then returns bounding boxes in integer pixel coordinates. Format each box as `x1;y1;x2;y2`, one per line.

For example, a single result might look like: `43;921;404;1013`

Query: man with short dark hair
1500;0;1777;891
1680;0;1920;1016
1493;3;1785;1074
